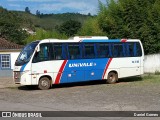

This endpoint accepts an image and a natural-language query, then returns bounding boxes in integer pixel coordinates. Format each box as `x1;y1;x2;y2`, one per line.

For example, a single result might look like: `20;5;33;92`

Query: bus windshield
15;41;39;66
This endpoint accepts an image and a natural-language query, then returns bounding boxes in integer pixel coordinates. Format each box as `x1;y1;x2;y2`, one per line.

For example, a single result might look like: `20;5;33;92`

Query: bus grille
14;72;21;83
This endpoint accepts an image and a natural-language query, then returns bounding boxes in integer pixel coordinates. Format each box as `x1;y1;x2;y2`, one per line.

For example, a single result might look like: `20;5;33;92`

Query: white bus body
13;36;144;89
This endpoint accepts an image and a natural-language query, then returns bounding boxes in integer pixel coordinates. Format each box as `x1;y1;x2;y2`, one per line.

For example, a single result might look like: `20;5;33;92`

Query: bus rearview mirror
36;45;40;52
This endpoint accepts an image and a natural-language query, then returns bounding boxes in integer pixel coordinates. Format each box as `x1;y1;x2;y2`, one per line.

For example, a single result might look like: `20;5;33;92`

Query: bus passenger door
31;43;53;85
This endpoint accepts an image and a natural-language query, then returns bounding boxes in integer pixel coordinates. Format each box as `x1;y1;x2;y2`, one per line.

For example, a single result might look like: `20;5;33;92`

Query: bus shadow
17;80;106;91
118;76;143;83
18;85;39;91
52;80;106;89
18;76;143;90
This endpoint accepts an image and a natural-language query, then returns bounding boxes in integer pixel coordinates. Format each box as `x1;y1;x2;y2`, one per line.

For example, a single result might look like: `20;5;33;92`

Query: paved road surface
0;77;160;120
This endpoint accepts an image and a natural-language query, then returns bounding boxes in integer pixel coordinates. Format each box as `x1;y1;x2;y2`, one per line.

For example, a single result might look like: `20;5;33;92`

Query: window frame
1;54;11;69
32;43;53;63
68;43;82;59
83;43;96;59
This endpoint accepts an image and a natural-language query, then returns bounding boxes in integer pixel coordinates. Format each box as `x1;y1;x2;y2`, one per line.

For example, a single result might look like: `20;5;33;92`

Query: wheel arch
106;70;119;79
108;70;118;76
39;75;53;87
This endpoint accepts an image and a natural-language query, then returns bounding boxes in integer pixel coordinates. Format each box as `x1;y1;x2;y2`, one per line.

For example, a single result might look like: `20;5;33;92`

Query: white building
0;38;23;77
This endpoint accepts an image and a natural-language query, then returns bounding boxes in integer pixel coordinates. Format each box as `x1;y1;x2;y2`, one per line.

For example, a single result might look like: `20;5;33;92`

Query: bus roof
36;37;141;44
39;39;140;43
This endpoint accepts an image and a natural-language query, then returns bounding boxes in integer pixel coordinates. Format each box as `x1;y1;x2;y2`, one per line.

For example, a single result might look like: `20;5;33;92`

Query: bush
98;0;160;54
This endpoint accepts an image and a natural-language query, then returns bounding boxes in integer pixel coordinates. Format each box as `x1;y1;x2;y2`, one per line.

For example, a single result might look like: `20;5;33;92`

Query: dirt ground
0;76;160;119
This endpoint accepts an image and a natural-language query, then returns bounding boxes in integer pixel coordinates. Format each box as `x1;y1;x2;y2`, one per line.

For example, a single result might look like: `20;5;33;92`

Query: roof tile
0;38;23;50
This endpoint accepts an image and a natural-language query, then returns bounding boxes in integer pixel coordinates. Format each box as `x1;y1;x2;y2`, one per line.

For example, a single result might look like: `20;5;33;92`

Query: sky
0;0;107;15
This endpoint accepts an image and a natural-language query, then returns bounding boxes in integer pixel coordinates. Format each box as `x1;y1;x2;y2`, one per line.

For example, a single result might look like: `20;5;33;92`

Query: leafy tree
57;20;82;37
0;22;28;44
36;10;41;17
0;7;28;44
25;28;67;43
78;18;105;36
98;0;160;54
25;7;30;14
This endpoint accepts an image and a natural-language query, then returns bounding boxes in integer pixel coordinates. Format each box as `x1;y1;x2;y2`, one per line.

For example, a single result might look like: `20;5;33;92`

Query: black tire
38;77;51;90
107;72;118;84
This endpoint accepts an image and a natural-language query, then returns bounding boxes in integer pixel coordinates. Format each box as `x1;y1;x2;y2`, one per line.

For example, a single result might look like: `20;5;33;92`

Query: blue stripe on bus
82;39;121;42
59;58;110;83
20;63;27;72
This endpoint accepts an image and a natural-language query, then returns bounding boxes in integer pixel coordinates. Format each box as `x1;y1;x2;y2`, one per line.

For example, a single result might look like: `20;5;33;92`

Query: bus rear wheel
107;72;118;84
38;77;51;90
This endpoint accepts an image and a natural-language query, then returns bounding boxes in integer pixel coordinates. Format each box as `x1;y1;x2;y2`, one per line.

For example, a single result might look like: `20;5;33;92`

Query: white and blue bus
13;36;144;90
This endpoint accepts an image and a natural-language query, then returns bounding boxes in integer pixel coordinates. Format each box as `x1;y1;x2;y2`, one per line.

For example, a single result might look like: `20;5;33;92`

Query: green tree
36;10;41;17
0;7;28;44
0;21;28;44
25;28;67;43
98;0;160;54
25;7;30;14
78;18;105;36
57;20;82;37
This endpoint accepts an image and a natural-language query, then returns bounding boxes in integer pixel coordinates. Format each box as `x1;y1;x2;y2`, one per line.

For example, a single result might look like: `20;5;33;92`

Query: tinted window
113;43;123;57
33;42;142;62
127;43;134;57
68;44;81;59
97;42;142;58
97;43;109;58
33;43;52;63
53;44;68;60
84;43;95;59
135;42;142;56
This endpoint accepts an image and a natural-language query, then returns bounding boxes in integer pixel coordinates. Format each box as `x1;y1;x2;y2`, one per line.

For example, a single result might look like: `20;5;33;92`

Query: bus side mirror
36;45;40;52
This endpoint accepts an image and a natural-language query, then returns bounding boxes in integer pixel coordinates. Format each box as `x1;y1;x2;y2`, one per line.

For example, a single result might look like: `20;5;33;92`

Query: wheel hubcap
109;75;115;82
41;80;48;87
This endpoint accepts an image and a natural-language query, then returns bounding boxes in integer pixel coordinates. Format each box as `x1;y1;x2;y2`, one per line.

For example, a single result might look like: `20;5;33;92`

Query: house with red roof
0;38;23;77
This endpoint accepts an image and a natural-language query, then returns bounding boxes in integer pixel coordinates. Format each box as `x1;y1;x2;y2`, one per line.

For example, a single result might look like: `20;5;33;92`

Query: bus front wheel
38;77;51;90
107;72;118;84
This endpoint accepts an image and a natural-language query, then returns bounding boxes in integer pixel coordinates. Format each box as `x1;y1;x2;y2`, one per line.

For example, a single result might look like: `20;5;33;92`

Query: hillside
13;11;92;30
0;6;92;44
0;6;92;32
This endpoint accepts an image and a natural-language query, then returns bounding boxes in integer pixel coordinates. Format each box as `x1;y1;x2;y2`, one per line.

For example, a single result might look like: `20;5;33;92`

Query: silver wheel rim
109;75;115;82
41;80;49;87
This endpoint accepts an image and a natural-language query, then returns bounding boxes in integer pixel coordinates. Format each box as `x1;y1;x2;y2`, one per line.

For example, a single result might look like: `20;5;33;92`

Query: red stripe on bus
54;60;67;84
102;58;113;79
121;39;127;42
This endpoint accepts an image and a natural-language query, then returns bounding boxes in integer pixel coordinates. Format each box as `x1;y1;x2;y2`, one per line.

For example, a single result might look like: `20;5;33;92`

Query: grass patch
142;74;160;83
118;74;160;86
155;70;160;75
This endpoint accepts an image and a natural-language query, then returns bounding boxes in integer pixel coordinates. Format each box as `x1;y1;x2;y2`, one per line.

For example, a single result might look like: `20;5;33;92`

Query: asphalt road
0;77;160;120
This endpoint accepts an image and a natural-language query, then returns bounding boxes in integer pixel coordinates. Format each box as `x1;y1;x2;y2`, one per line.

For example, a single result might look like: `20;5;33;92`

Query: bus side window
84;43;95;59
97;43;109;58
113;43;119;57
32;43;51;63
109;43;113;57
130;43;135;57
112;43;124;57
136;42;142;56
53;44;68;60
68;44;81;59
122;43;126;57
62;44;68;59
116;43;123;57
133;43;137;56
53;44;62;60
126;43;133;57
